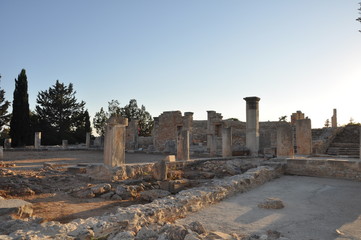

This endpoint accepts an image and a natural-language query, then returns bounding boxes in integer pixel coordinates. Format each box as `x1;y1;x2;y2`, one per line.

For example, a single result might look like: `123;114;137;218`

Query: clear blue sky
1;1;361;128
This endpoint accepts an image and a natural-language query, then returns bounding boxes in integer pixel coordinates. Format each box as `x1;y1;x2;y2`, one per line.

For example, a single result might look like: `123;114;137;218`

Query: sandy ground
0;150;165;223
176;176;361;240
2;150;165;169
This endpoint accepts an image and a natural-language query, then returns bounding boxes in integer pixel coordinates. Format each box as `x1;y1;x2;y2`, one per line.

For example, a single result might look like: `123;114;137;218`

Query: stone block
0;199;33;218
296;119;312;155
164;155;176;162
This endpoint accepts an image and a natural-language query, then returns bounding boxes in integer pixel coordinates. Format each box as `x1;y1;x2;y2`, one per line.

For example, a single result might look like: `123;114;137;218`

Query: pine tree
35;80;86;145
0;75;11;132
9;69;31;147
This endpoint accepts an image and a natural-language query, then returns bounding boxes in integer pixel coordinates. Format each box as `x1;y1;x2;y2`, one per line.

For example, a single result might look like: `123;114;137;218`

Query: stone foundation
6;166;281;239
286;158;361;181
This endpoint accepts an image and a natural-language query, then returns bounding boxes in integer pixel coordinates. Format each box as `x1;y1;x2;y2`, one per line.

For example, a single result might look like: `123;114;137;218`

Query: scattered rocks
187;221;206;235
71;183;112;199
258;198;285;209
0;162;16;168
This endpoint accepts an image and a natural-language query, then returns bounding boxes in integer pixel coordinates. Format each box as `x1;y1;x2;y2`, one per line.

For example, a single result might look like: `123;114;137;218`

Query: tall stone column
207;111;216;150
244;97;261;156
34;132;41;149
177;130;190;161
0;147;3;160
331;109;337;128
296;119;312;155
104;116;128;167
277;124;294;158
222;127;232;157
86;132;91;148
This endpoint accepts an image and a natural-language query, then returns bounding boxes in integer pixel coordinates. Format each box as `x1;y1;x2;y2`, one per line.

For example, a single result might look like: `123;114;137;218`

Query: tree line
0;69;153;147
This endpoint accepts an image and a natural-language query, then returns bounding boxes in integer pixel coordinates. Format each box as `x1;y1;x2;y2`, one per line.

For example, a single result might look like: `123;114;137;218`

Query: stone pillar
62;140;68;149
177;130;190;161
0;146;3;160
34;132;41;149
331;109;337;128
104;116;128;167
296;119;312;155
222;127;232;157
4;138;11;149
244;96;260;156
86;132;91;148
277;124;294;158
209;134;217;157
207;111;216;150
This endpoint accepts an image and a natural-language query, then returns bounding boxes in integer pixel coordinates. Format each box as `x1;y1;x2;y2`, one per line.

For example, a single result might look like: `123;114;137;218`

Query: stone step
329;142;359;147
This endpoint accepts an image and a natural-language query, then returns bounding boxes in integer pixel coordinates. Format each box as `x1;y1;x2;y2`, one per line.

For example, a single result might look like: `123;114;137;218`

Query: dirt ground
176;175;361;240
0;150;165;223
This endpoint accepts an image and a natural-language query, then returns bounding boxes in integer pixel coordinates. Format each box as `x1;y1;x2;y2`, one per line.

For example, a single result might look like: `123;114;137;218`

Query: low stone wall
286;158;361;181
5;166;281;239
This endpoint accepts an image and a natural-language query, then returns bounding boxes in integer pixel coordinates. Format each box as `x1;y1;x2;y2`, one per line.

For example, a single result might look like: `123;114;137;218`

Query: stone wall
286;158;361;181
153;111;192;152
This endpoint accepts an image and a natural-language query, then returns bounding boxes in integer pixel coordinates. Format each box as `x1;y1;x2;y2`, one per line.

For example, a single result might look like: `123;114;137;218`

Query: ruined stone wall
153;111;183;152
138;136;153;150
192;120;207;144
311;127;340;154
286;158;361;181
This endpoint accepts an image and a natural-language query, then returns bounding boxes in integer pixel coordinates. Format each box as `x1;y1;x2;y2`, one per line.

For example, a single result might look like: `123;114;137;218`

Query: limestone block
62;140;68;149
140;189;171;202
164;155;176;162
34;132;41;149
222;127;232;157
104;116;128;167
0;199;33;218
4;139;11;149
296;119;312;155
277;124;294;158
152;160;167;181
86;132;91;148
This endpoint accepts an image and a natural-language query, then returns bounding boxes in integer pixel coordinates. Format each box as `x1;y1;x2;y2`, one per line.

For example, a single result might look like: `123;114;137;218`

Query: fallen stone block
0;199;33;218
258;198;285;209
140;189;171;202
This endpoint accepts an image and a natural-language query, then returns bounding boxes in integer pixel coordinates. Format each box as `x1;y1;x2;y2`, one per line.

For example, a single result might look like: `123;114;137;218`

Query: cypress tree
0;75;11;132
9;69;31;147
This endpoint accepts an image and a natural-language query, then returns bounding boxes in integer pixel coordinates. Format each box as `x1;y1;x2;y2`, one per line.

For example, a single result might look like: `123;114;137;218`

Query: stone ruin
2;97;361;240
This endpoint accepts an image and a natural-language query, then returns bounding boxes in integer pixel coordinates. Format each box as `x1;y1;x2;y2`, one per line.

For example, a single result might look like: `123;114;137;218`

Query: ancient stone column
277;124;294;158
331;109;337;128
177;130;190;161
4;138;11;149
34;132;41;149
104;116;128;167
62;140;68;149
0;146;3;160
86;132;91;148
222;127;232;157
244;97;261;156
207;111;216;150
296;119;312;155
